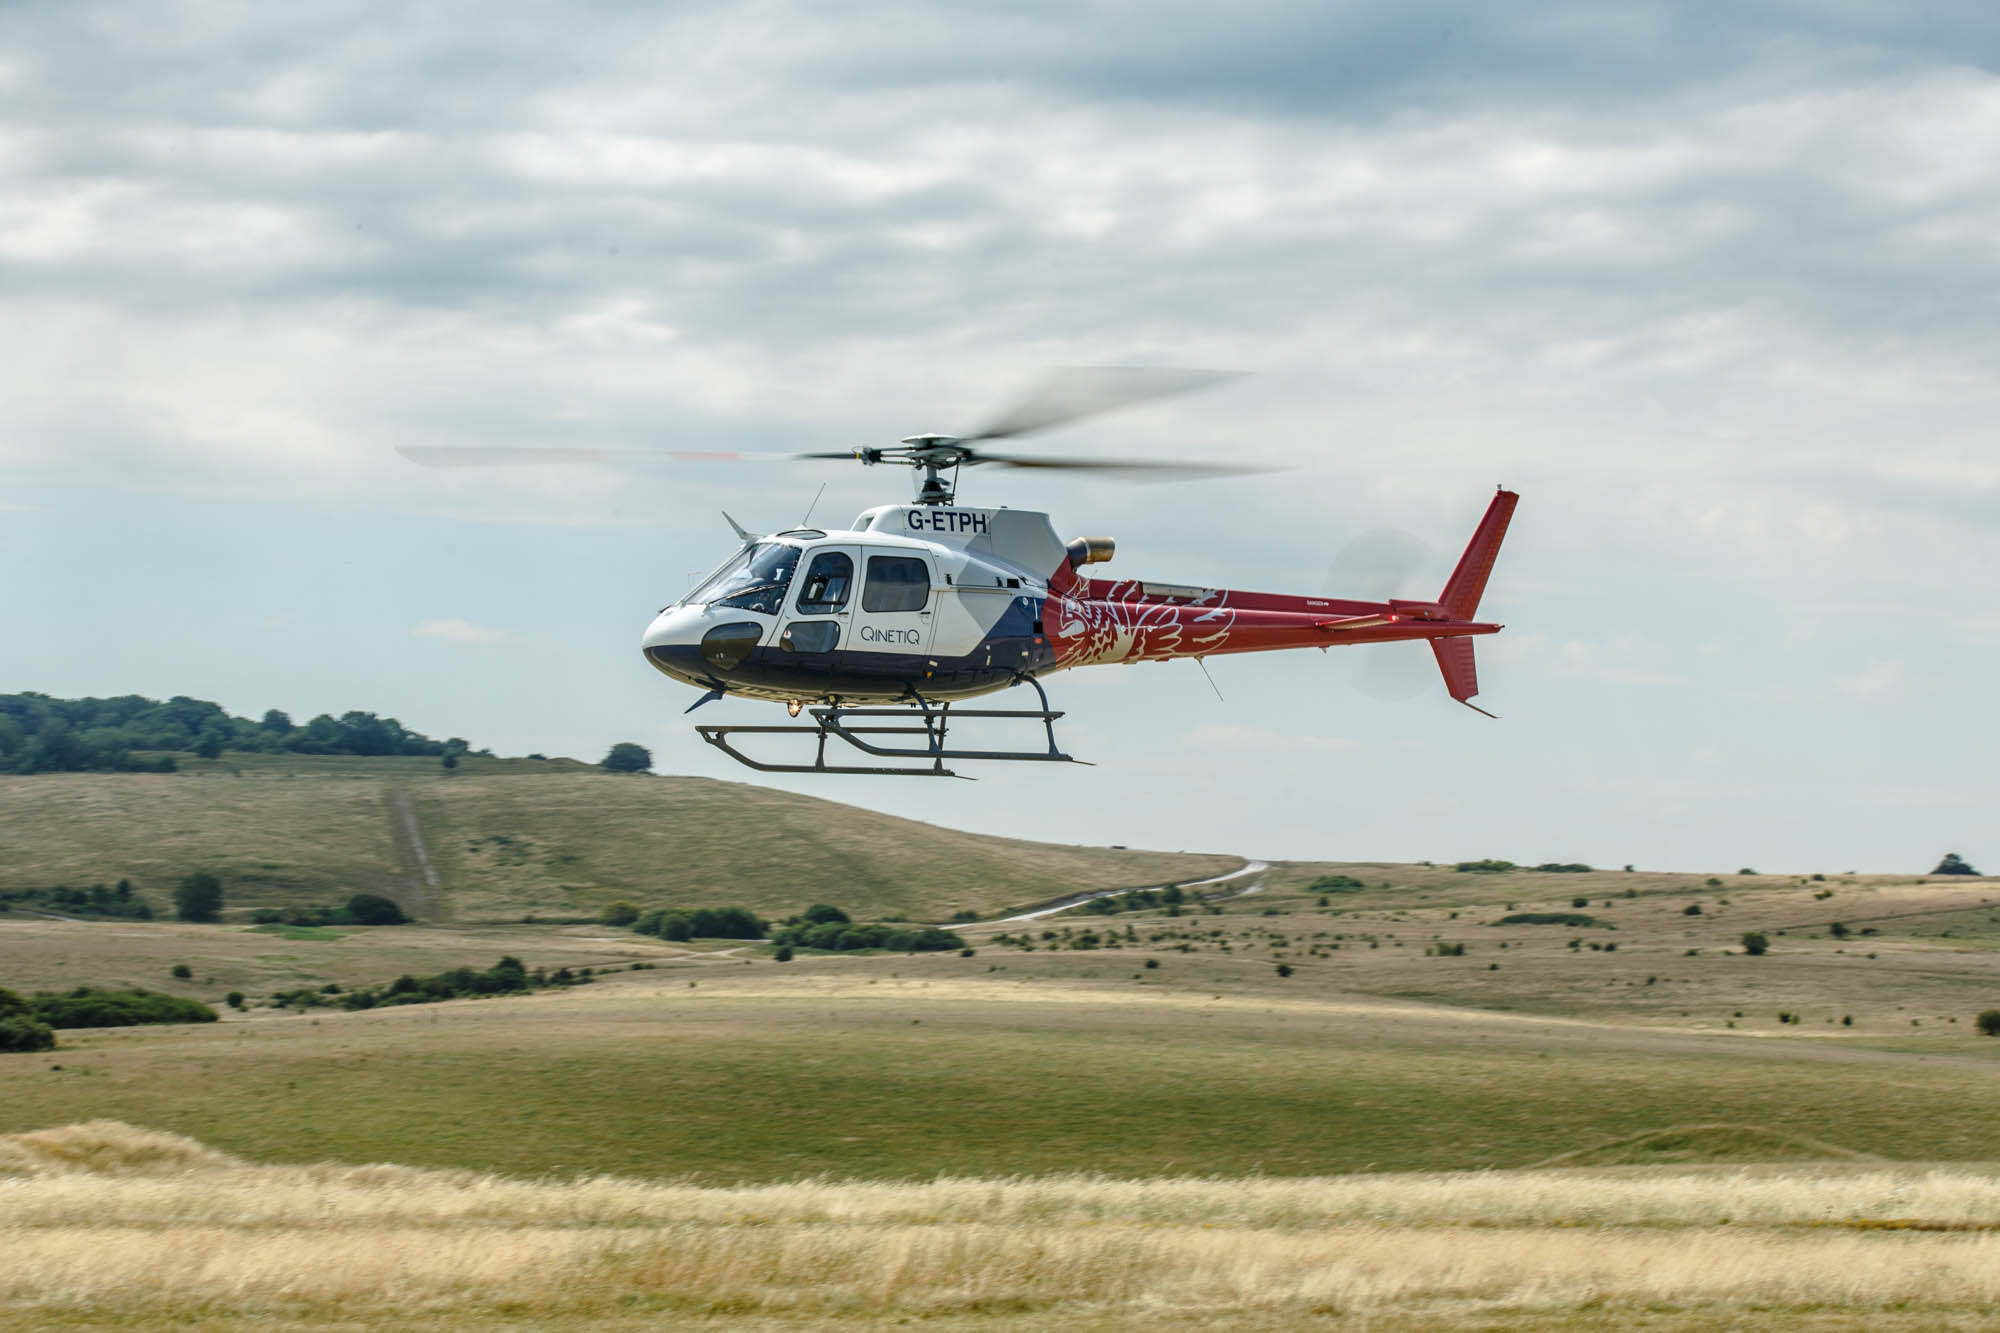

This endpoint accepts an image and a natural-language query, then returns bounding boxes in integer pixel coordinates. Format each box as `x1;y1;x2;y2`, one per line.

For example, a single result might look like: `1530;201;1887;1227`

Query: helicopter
399;368;1518;777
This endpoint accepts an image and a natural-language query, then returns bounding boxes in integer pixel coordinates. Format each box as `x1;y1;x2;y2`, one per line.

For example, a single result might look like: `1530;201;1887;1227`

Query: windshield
684;542;801;616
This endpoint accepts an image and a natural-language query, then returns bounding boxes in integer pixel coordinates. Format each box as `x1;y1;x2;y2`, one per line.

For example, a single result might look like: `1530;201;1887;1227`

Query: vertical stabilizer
1439;489;1518;623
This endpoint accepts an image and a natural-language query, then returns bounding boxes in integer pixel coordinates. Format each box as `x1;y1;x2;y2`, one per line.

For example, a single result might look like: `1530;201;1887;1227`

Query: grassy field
8;1121;2000;1331
0;755;1239;921
5;850;2000;1327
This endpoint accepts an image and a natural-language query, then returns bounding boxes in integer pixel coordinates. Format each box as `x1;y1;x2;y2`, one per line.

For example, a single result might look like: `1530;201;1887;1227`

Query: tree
1978;1010;2000;1037
345;893;410;925
194;731;225;761
600;742;652;773
174;872;223;923
1740;931;1769;956
440;751;458;770
599;901;640;927
1934;853;1981;876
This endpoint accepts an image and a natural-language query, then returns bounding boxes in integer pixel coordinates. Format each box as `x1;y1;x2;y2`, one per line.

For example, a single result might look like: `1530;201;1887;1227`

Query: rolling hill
0;753;1239;922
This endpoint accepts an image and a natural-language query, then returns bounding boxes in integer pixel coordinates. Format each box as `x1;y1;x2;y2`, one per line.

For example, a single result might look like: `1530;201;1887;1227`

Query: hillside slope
0;755;1238;921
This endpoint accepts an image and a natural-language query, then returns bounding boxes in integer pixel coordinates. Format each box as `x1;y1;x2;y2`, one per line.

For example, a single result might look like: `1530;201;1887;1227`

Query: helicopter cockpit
680;541;804;616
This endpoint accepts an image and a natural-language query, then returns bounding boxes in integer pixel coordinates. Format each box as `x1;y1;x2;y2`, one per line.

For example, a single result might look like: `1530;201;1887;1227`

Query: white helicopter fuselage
641;504;1072;704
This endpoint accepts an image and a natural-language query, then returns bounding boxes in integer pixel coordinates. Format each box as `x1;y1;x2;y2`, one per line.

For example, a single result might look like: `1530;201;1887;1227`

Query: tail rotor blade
1326;527;1437;703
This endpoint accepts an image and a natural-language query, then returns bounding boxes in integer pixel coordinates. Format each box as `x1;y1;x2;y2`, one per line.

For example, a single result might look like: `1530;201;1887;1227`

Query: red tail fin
1439;488;1518;622
1432;636;1495;717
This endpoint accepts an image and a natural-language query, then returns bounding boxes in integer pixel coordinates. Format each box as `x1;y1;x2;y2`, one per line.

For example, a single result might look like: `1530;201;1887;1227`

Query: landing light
787;700;803;717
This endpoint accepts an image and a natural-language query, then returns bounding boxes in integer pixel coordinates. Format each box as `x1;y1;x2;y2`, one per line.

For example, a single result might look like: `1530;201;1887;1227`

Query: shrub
801;904;850;925
1497;912;1599;927
344;893;409;925
599;901;641;927
1738;867;1757;875
1274;963;1293;977
1434;941;1466;956
0;1014;55;1052
1741;931;1770;956
1828;922;1850;939
1683;903;1702;916
225;991;245;1009
1977;1010;2000;1037
170;964;192;979
1307;874;1365;892
173;872;223;923
686;907;766;939
1934;853;1980;876
1455;860;1515;874
661;915;694;942
1539;863;1594;873
1144;958;1159;969
1571;897;1589;909
773;945;794;962
32;988;218;1029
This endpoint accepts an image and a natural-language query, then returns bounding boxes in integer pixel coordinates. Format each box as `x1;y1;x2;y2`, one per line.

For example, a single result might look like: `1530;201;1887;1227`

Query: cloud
1836;658;1906;698
412;617;505;645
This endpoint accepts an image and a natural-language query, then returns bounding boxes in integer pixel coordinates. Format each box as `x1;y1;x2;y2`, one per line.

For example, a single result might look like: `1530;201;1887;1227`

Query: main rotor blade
974;452;1272;480
396;445;810;468
964;366;1245;442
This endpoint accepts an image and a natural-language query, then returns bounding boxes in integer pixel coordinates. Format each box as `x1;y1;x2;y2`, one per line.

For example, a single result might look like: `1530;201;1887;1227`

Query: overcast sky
5;1;1996;873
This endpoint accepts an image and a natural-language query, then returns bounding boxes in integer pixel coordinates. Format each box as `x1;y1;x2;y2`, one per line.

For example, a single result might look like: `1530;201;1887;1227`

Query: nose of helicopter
640;606;714;683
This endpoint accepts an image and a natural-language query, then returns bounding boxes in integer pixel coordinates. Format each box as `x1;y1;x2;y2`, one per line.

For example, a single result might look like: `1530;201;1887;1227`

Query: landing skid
696;678;1086;778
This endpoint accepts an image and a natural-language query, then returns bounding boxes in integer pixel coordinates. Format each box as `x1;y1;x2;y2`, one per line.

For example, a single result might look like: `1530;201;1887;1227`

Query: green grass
245;924;349;941
0;759;1237;922
6;963;2000;1183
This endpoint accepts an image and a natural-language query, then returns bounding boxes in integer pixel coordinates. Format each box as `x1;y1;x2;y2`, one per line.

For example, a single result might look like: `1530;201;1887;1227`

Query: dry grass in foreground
7;1123;2000;1330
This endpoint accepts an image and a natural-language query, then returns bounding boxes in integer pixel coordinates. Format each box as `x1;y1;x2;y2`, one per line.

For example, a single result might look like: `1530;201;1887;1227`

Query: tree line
0;692;490;773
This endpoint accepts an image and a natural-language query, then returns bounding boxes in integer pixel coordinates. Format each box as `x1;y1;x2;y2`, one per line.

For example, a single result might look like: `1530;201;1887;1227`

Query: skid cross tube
694;677;1083;777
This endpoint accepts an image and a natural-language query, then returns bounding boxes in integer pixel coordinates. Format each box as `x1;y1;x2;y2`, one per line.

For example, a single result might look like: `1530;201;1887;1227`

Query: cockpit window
686;542;801;617
795;550;854;614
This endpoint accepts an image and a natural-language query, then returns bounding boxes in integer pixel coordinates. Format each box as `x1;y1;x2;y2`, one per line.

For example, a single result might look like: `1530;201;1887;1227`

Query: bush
800;904;850;925
1741;931;1770;956
32;988;218;1028
1497;912;1600;927
661;915;693;942
225;991;245;1009
1571;897;1589;909
1274;963;1294;977
344;893;409;925
1977;1010;2000;1037
1828;922;1850;939
599;901;641;927
773;945;794;962
1307;874;1365;893
1935;853;1981;876
768;920;965;953
1683;903;1702;916
170;963;192;979
0;1014;55;1052
1455;860;1516;874
1539;863;1594;873
173;872;223;923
